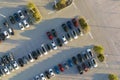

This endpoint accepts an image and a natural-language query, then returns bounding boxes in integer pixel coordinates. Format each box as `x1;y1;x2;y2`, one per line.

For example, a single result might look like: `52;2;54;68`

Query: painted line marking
0;13;6;18
72;2;78;9
48;11;55;14
88;32;94;39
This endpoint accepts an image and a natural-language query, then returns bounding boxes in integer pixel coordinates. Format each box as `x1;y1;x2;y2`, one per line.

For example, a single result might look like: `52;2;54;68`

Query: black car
61;23;69;32
67;21;73;29
9;16;15;24
77;54;84;63
51;29;57;37
0;33;6;40
3;20;9;27
77;65;83;74
1;55;9;64
45;44;52;51
45;71;50;79
56;38;63;47
31;51;39;60
75;27;82;36
36;49;42;57
65;32;72;41
13;13;20;22
17;58;24;67
72;56;78;65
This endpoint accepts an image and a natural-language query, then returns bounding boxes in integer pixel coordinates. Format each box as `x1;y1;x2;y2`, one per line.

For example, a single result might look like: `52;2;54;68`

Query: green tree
93;45;104;54
108;74;118;80
97;54;105;62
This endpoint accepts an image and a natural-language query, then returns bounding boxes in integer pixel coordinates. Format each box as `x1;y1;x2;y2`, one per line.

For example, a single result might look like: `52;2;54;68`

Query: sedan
61;23;69;32
82;52;89;60
72;56;78;65
51;41;57;50
11;60;19;70
3;31;10;39
56;38;63;47
22;20;30;28
9;16;15;24
8;27;14;35
71;30;78;39
63;62;69;69
13;13;20;22
17;58;24;67
46;31;53;40
72;18;79;27
3;20;9;27
51;29;57;37
53;66;60;74
18;10;25;19
58;64;64;72
40;73;46;80
77;65;83;74
61;35;68;44
67;21;73;29
19;22;25;30
0;33;6;41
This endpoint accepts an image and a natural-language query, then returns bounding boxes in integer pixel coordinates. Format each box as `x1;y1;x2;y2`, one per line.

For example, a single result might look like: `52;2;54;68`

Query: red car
58;64;64;72
72;18;79;27
46;32;53;40
82;63;89;72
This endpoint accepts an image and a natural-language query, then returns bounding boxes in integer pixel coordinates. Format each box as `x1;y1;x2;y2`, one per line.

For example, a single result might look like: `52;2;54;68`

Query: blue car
13;13;20;22
67;21;73;29
67;59;73;67
53;66;60;74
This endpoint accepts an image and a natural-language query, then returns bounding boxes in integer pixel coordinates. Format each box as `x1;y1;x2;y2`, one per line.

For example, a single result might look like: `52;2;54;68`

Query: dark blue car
53;66;60;74
67;59;73;67
67;21;73;29
13;13;20;22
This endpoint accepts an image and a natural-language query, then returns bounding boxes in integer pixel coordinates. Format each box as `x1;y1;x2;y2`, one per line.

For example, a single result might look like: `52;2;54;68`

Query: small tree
97;54;105;62
108;74;118;80
93;45;104;54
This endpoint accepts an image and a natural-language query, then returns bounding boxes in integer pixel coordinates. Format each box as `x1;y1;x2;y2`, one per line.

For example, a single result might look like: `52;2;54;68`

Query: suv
61;23;69;32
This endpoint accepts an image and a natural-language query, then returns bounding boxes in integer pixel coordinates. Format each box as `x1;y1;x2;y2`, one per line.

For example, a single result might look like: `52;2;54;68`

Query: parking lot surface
0;0;120;80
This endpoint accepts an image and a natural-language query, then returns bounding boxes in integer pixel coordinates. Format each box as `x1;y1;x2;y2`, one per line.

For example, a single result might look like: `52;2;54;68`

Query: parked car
3;20;9;27
45;69;55;79
91;58;97;68
87;49;94;58
63;62;69;69
7;52;15;62
70;30;78;39
65;32;73;41
18;10;25;19
19;22;25;30
45;44;52;52
72;56;78;65
46;31;53;40
17;58;24;67
77;54;84;63
86;61;93;69
0;69;4;77
13;13;20;22
2;66;10;74
31;51;39;60
40;73;46;80
9;16;15;24
61;35;68;44
0;33;6;40
34;75;40;80
23;9;30;16
56;38;63;47
41;44;48;55
67;59;73;67
81;63;89;72
11;60;19;70
75;27;83;36
22;20;30;28
67;21;73;29
53;66;60;74
82;52;89;60
77;65;83;74
45;71;50;79
51;41;57;50
8;27;14;35
7;63;14;72
22;56;29;64
3;31;10;39
61;23;69;32
36;49;43;57
58;64;64;72
1;55;9;64
28;53;34;62
72;18;79;27
51;29;57;37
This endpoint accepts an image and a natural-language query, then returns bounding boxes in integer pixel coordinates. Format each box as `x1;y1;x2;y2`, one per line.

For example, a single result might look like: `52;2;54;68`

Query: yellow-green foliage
93;45;104;54
108;74;118;80
97;54;105;62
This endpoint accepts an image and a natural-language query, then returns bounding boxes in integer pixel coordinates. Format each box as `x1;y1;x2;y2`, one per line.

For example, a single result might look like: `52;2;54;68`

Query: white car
11;61;19;70
91;58;98;68
51;41;57;50
48;69;55;77
71;30;78;39
34;75;40;80
19;22;25;30
40;73;46;80
3;31;10;38
61;35;68;44
87;49;94;58
22;20;30;28
41;44;48;55
2;66;10;74
18;10;25;19
28;53;34;62
8;27;14;35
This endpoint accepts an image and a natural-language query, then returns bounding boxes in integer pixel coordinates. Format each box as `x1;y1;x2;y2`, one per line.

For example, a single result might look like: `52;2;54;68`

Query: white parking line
0;13;6;18
88;32;94;39
48;11;55;14
72;2;78;9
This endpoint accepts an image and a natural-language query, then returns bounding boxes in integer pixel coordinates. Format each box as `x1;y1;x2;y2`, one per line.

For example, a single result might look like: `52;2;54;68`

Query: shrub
108;74;118;80
97;54;105;62
93;45;104;54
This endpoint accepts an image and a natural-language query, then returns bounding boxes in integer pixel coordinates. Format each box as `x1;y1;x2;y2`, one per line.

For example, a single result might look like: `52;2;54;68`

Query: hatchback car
18;10;25;19
9;16;15;24
61;23;69;32
51;41;57;50
46;31;53;40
